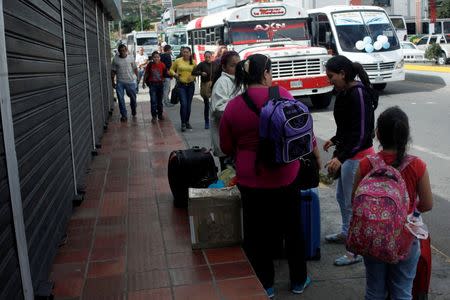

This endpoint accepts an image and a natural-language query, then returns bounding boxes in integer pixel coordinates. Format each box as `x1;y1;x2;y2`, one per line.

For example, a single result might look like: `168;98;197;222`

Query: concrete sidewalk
164;90;450;300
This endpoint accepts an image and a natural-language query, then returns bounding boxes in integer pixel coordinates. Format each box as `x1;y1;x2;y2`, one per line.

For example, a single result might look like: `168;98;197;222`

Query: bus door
310;14;337;55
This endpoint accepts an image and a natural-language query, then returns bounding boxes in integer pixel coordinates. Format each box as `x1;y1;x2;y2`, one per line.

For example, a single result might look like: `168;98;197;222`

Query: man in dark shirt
160;44;174;107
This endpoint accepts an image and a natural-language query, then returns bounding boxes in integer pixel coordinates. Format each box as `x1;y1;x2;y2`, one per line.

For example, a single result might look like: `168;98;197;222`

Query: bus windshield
332;11;400;52
137;37;158;46
168;32;187;45
229;19;309;45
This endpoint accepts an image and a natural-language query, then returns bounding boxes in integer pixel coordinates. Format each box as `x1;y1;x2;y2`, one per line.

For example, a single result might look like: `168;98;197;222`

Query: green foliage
409;35;421;44
425;43;443;62
438;0;450;18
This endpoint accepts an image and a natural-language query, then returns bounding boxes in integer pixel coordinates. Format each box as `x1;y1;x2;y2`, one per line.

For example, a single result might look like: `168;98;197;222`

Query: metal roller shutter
3;0;74;289
84;0;104;146
97;4;109;122
0;120;22;300
104;14;114;113
63;0;93;192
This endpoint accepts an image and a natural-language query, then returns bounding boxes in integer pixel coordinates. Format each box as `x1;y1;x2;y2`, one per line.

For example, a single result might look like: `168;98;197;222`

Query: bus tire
311;92;332;109
373;83;387;91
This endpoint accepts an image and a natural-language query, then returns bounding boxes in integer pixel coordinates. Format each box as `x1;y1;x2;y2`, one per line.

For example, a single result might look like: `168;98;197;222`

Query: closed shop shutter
63;0;92;191
104;14;114;112
3;0;74;288
85;0;104;145
97;5;109;122
0;120;22;299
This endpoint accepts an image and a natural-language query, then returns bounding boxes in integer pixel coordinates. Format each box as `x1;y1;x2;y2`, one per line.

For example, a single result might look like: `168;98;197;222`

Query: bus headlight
396;59;404;69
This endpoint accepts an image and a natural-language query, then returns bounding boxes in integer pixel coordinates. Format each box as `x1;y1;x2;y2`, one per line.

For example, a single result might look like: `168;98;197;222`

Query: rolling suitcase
300;188;321;260
168;146;217;208
413;236;432;300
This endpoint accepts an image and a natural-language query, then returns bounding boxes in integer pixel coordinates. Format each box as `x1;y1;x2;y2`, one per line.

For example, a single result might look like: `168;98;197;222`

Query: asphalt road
310;70;450;257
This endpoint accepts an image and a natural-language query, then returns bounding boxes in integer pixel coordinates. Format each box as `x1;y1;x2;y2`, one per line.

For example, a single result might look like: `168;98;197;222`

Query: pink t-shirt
220;86;308;189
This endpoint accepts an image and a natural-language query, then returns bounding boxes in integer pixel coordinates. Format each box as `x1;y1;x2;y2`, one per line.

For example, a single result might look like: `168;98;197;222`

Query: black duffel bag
168;147;218;208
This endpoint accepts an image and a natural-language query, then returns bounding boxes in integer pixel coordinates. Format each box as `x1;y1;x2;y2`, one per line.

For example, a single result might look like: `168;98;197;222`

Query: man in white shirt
111;44;138;121
135;47;148;92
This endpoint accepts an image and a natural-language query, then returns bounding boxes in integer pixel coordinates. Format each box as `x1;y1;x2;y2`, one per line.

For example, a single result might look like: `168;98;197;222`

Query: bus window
137;37;158;46
391;18;406;30
229;19;309;45
416;36;428;45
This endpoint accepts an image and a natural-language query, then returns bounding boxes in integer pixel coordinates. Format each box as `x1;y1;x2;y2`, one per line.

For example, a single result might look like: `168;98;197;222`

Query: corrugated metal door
97;4;109;122
3;0;74;289
104;14;114;113
85;0;104;146
63;0;92;191
0;119;22;300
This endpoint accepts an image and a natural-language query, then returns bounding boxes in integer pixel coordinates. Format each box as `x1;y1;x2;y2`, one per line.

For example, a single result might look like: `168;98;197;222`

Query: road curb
405;64;450;73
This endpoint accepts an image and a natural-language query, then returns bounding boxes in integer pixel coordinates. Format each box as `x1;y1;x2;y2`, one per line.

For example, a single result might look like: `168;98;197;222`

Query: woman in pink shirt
220;54;321;298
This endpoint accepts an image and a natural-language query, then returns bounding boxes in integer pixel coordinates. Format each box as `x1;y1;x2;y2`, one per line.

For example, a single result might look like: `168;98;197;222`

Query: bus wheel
373;83;387;91
311;92;332;109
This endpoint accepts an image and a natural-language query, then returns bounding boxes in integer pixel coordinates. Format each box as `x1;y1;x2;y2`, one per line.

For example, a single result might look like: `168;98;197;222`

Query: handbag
200;81;212;99
297;152;320;190
170;81;180;104
200;63;213;99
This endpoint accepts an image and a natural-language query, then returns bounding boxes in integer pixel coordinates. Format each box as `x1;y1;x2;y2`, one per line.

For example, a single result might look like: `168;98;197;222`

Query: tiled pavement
50;99;268;300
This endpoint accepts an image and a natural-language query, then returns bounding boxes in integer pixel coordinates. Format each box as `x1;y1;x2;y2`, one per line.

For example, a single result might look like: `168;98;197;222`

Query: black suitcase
168;146;218;208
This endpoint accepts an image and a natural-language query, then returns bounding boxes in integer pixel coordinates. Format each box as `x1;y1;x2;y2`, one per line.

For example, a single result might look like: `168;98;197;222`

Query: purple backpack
242;86;313;165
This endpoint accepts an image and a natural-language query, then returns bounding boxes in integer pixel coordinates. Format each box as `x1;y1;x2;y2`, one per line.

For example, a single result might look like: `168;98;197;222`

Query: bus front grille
271;58;322;79
361;62;396;72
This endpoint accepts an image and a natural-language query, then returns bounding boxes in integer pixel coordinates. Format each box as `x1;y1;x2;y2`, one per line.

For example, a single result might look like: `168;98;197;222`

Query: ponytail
392;119;409;167
234;54;271;94
352;62;371;88
352;61;378;109
376;106;411;168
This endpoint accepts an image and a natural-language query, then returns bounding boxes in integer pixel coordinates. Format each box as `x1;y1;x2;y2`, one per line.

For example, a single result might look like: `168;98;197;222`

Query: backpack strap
367;154;387;170
268;86;281;101
241;91;260;116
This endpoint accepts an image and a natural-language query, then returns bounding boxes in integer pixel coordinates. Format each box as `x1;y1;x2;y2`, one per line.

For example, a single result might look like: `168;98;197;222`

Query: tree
438;0;450;18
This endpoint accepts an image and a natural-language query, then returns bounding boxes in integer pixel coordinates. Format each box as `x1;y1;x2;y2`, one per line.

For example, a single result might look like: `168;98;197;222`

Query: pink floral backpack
346;154;416;263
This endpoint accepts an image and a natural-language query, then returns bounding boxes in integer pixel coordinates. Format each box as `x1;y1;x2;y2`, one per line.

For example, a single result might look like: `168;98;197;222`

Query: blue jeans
178;82;195;124
149;82;164;118
336;159;359;236
137;69;144;92
364;239;420;300
116;81;137;118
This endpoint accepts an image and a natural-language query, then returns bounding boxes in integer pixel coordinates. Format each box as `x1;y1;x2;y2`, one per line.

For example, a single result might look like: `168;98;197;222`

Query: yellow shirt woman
170;57;197;84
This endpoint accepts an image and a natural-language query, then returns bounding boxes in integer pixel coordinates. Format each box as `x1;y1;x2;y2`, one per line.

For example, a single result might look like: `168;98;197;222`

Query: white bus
164;25;188;58
390;15;407;42
187;2;334;108
126;30;159;58
309;5;405;91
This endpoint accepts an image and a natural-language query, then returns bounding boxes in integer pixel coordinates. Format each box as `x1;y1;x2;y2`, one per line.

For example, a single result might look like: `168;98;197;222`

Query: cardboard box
188;187;242;249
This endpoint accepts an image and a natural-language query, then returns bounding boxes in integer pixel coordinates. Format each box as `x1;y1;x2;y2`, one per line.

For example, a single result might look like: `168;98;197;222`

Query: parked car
415;34;450;65
400;42;426;62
